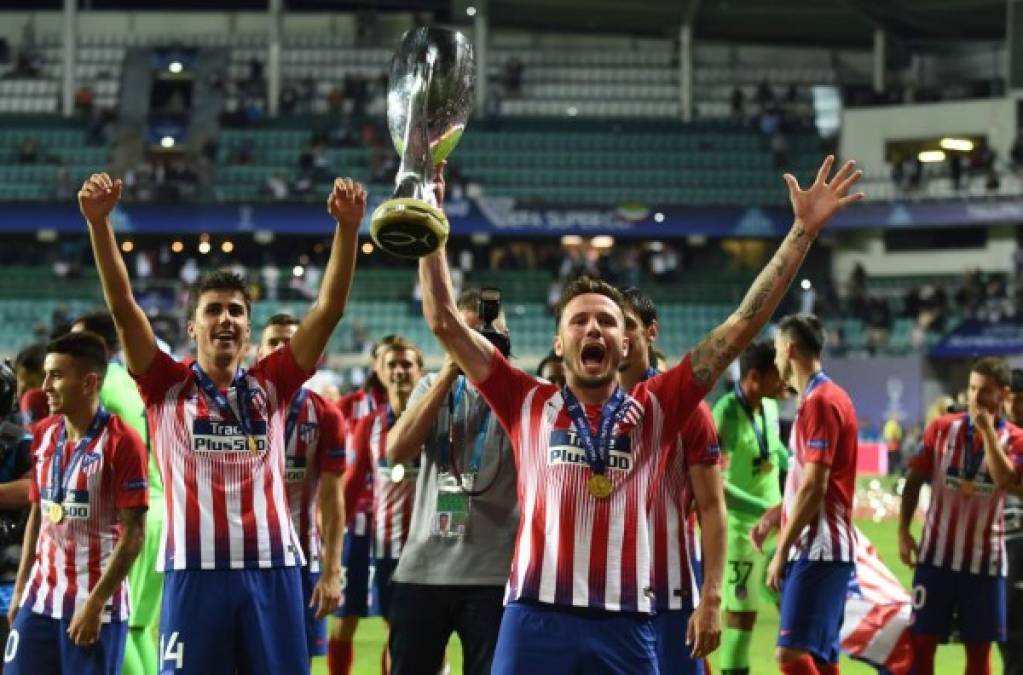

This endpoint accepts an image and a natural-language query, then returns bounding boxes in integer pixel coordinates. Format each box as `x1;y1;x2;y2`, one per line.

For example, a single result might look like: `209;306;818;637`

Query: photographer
384;289;518;675
0;363;36;658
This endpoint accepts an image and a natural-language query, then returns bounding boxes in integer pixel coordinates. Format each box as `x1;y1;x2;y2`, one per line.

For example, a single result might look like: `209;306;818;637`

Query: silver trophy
369;27;476;259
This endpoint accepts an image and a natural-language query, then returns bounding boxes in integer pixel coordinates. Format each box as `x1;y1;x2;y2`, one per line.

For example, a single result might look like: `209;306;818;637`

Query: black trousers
388;583;505;675
1001;538;1023;675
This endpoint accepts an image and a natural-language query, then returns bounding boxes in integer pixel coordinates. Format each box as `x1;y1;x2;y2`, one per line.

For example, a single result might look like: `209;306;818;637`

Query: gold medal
588;474;613;499
391;464;406;483
961;480;975;497
247;435;259;455
48;502;64;524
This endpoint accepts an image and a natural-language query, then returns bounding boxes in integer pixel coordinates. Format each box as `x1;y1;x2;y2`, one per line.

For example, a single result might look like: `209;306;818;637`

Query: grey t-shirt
393;372;519;586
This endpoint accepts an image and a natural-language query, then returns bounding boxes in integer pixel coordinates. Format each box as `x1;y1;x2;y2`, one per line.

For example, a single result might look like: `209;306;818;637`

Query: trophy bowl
370;27;476;258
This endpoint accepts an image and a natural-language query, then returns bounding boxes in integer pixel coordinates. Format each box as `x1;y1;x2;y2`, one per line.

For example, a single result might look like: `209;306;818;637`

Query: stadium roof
0;0;1009;46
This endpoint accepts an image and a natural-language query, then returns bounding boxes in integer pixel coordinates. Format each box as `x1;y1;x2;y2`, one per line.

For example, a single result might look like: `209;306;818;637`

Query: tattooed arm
689;155;864;387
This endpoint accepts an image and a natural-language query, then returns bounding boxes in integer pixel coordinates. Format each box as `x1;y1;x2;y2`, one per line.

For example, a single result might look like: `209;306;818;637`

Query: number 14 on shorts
160;631;185;670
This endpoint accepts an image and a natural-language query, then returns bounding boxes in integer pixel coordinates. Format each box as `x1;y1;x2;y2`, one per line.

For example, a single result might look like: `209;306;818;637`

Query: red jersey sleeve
799;395;841;466
908;419;940;475
109;419;149;510
27;421;48;504
132;349;191;406
682;401;721;467
642;354;712;443
315;394;347;474
250;343;315;412
342;414;374;521
473;350;553;443
1005;424;1023;476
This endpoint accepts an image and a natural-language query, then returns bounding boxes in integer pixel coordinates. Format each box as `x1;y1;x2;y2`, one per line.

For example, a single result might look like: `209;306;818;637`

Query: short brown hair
379;335;424;369
47;331;108;382
555;276;626;324
265;312;300;329
187;270;252;320
972;357;1011;389
778;313;824;358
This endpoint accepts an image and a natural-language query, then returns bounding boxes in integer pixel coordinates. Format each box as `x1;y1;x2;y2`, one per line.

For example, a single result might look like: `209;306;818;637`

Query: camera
477;288;511;357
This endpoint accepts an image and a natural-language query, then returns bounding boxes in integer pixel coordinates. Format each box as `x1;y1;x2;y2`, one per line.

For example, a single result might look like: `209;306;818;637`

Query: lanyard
52;407;109;503
285;388;310;446
641;367;659;382
561;385;628;476
961;414;1006;480
734;383;770;463
802;370;829;401
442;375;491;475
190;362;252;436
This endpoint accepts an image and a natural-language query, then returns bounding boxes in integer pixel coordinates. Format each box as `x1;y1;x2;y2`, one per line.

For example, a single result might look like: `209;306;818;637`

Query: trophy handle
393;50;436;206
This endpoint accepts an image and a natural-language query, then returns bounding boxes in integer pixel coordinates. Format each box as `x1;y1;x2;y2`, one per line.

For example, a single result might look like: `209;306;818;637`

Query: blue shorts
491;600;658;675
911;563;1007;643
652;608;704;675
4;608;127;675
301;566;328;657
334;527;373;618
374;557;399;620
778;559;853;664
159;567;308;674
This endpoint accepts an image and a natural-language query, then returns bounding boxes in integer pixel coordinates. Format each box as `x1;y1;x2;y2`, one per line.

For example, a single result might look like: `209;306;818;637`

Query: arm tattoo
689;224;813;387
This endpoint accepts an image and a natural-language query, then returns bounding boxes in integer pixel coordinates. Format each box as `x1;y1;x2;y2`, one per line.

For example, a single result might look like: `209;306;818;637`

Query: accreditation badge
433;472;470;539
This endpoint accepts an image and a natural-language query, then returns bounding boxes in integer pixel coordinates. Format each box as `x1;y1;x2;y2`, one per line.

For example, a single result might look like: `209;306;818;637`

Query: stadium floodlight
160;136;175;148
561;235;583;246
361;242;374;254
169;61;183;74
591;236;615;249
800;279;812;290
939;138;973;152
466;6;477;16
293;265;305;277
654;212;665;223
918;150;946;163
121;241;134;253
221;241;234;253
566;106;579;117
171;241;184;253
198;241;211;254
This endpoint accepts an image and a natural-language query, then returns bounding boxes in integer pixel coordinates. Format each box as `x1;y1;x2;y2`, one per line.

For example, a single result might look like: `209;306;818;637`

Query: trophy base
370;197;449;259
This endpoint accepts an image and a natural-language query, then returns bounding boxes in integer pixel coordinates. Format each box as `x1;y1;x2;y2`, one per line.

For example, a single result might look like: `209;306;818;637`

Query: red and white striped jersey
475;351;709;613
283;388;346;574
344;407;414;560
783;376;859;563
338;387;385;518
909;413;1023;576
649;401;720;611
24;413;148;622
134;346;310;571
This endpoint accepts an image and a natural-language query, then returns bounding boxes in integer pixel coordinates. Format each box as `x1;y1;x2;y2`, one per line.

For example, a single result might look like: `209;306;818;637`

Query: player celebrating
712;340;788;675
70;311;165;675
257;313;347;666
79;172;363;674
755;314;859;675
618;287;726;674
6;331;148;675
899;358;1023;675
343;337;424;673
328;336;399;675
419;155;863;674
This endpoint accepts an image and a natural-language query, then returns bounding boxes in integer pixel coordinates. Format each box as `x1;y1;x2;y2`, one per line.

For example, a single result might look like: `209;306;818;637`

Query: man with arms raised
257;313;347;666
6;331;148;675
618;287;726;674
78;172;363;674
420;156;862;673
712;340;788;675
899;358;1023;675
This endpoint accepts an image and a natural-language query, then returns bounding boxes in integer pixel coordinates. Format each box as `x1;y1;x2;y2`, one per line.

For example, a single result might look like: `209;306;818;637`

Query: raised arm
289;178;365;372
387;360;460;464
79;174;157;376
420;251;495;384
689;156;863;387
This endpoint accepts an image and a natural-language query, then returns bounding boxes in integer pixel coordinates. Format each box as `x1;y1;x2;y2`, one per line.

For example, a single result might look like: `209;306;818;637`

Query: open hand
67;598;102;646
685;599;722;659
327;178;367;234
784;155;864;236
309;569;343;620
766;551;786;593
78;172;123;225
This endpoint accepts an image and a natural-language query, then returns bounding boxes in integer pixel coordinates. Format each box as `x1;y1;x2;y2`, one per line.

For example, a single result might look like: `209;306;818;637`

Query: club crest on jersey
299;422;318;444
192;420;269;453
80;453;102;478
547;429;633;471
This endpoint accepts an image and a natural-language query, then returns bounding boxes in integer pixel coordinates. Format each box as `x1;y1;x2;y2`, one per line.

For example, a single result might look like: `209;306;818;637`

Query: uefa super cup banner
369;26;476;258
